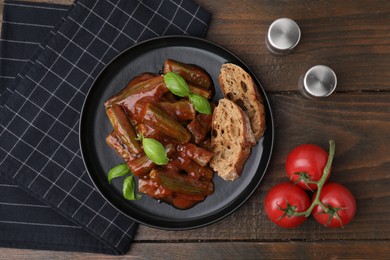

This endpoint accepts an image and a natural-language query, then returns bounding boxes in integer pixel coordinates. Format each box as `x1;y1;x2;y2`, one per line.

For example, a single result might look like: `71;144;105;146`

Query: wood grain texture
136;92;390;241
1;241;389;259
1;0;390;258
197;0;390;93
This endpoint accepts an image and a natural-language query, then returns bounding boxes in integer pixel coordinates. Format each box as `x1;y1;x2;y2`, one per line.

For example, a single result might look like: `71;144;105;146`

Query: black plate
79;36;274;230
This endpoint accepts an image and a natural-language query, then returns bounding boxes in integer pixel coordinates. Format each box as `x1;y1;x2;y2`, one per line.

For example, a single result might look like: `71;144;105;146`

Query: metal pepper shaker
298;65;337;99
265;18;301;55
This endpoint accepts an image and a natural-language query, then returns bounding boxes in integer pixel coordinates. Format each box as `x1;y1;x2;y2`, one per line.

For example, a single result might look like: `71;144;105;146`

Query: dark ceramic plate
79;36;274;230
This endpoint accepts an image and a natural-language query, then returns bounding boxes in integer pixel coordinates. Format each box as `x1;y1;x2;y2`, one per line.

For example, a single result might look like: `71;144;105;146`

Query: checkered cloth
0;0;210;254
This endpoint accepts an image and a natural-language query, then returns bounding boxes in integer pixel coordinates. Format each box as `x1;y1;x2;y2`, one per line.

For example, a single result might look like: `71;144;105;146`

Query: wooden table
1;0;390;258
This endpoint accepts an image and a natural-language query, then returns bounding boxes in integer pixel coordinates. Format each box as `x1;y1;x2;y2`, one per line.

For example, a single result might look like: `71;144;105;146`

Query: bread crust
218;63;266;141
210;98;255;181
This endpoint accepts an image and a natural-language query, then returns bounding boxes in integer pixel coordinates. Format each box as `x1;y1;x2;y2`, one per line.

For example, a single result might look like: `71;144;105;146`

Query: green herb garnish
189;93;212;115
107;164;141;200
163;72;212;115
136;134;169;165
108;163;130;184
123;175;141;200
163;71;190;97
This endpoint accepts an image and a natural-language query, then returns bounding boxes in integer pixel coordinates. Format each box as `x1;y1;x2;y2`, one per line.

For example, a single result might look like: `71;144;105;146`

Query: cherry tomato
312;183;356;228
286;144;330;190
264;182;310;228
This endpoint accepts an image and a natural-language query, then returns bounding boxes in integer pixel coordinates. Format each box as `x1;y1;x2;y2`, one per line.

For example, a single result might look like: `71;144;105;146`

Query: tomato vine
264;140;356;228
294;140;335;218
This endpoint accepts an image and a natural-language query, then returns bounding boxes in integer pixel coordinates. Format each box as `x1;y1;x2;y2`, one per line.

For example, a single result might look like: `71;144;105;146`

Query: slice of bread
219;63;266;141
210;98;255;181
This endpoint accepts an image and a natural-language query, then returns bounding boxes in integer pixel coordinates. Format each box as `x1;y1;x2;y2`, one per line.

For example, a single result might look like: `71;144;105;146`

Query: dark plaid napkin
0;0;210;254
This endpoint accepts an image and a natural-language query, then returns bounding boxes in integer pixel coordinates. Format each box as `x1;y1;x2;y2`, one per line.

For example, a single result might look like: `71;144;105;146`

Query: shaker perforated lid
266;18;301;55
299;65;337;98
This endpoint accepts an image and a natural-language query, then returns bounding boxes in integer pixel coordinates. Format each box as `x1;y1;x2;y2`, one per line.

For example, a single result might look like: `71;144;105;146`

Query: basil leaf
142;137;169;165
189;93;212;115
108;163;130;184
122;175;141;200
163;72;190;97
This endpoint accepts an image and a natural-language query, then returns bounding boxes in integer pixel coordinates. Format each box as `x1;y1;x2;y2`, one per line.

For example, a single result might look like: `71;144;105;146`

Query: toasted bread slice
210;98;255;181
219;63;266;141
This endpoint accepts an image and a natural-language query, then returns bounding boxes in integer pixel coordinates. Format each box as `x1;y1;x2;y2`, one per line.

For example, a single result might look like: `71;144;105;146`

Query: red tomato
286;144;330;190
264;182;310;228
312;183;356;228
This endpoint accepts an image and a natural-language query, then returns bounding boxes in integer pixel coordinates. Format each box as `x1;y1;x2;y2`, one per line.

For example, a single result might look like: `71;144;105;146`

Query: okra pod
138;178;173;199
150;169;214;196
188;84;213;99
157;99;196;121
127;155;155;177
177;143;213;167
105;73;155;108
186;113;213;144
106;104;142;154
163;59;212;89
137;123;161;140
105;131;132;162
128;143;175;176
105;76;168;110
180;159;214;181
125;72;156;88
142;103;191;144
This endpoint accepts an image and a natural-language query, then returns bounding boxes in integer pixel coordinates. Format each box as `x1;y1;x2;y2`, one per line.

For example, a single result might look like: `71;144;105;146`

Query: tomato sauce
105;60;214;209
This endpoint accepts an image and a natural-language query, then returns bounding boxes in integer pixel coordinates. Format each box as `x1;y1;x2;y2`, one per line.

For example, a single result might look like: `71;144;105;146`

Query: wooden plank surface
1;241;389;259
1;0;390;259
136;92;390;241
198;0;390;93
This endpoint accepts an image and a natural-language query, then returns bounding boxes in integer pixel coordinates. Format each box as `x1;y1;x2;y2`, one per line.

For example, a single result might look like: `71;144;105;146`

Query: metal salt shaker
265;18;301;55
298;65;337;99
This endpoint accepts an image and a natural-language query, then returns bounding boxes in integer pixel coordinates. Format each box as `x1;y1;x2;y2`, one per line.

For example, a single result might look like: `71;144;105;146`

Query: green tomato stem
294;140;335;217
